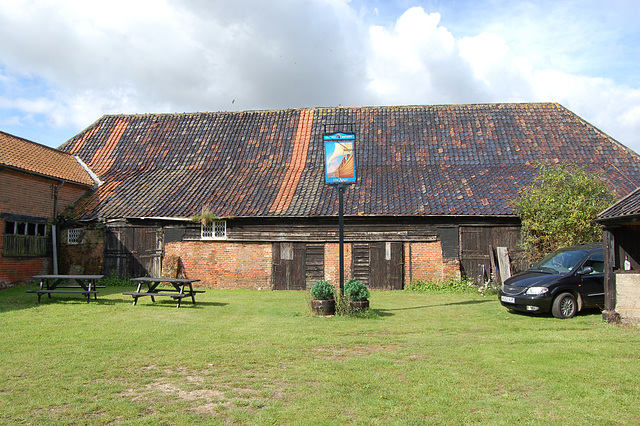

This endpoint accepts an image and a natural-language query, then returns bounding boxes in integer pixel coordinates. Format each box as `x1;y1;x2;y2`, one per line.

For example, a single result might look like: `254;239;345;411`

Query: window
584;251;605;274
67;228;83;245
2;218;48;257
201;221;227;239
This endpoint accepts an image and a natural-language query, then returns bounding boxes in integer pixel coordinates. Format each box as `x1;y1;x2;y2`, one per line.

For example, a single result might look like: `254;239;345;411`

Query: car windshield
533;248;590;274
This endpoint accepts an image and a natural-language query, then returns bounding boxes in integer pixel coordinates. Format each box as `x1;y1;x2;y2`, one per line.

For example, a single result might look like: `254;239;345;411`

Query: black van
498;243;604;318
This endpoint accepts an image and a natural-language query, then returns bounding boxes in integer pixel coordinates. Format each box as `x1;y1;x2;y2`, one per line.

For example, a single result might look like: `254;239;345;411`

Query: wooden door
104;226;163;278
272;242;306;290
353;242;404;290
352;243;371;287
460;226;522;281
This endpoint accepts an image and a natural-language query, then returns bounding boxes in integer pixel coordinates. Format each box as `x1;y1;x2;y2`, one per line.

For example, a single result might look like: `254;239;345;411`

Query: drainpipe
52;182;64;274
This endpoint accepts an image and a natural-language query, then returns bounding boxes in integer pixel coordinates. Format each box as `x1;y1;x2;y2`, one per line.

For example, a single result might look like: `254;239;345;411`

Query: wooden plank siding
460;225;522;281
97;217;523;289
104;225;163;278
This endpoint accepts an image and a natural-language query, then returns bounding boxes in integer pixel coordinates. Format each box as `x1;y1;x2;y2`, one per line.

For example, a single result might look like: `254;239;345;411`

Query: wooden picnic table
27;274;105;303
123;277;203;308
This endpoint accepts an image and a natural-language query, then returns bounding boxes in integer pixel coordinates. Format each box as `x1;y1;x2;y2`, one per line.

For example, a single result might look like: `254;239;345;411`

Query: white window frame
67;228;83;245
201;220;227;240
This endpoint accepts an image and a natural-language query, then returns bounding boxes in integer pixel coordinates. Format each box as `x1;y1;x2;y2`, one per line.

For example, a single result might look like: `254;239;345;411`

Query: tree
512;163;617;261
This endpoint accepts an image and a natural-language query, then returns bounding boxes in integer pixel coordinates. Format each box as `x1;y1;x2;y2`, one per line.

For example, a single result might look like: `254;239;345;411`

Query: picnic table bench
27;275;105;303
123;277;203;308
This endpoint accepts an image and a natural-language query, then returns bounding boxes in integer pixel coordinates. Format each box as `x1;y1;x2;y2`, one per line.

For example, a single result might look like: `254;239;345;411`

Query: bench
126;277;203;308
27;290;99;294
122;292;187;299
29;274;104;304
26;289;99;303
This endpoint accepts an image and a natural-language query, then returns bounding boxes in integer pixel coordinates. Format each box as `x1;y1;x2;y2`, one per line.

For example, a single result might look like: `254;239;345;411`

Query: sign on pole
324;133;356;185
324;132;356;295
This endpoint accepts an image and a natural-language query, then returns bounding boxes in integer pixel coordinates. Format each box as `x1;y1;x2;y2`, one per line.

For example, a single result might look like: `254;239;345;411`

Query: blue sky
1;0;639;153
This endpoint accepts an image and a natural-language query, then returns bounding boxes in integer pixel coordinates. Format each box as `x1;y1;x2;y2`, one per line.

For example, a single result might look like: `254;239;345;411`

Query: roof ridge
93;102;563;120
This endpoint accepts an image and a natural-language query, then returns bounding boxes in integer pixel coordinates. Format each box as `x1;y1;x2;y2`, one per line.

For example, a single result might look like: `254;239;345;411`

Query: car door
578;250;605;307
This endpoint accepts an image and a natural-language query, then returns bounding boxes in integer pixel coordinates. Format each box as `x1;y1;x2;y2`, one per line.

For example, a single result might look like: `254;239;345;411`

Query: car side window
583;251;604;274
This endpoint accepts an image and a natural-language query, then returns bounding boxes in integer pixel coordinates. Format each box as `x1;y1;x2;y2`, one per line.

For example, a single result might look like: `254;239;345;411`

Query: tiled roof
59;103;640;220
598;187;640;222
0;130;94;187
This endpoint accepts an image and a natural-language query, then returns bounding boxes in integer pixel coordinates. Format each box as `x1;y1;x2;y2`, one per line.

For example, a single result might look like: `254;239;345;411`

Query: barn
56;103;640;290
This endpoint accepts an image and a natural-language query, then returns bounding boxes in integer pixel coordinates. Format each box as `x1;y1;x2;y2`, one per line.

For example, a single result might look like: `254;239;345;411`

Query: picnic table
123;277;203;308
27;274;105;303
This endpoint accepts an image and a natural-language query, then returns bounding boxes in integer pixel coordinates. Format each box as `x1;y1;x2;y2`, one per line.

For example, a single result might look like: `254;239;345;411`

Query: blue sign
324;133;356;184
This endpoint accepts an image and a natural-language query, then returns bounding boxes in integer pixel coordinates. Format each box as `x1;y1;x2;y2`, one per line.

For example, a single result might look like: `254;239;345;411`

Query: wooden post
602;228;619;322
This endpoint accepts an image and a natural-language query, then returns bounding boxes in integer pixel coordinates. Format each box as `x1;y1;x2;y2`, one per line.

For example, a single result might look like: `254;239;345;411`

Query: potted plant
344;278;370;311
310;280;335;316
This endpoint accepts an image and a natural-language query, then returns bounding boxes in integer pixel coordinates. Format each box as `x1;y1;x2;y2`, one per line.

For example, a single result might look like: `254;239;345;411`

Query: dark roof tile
59;103;640;220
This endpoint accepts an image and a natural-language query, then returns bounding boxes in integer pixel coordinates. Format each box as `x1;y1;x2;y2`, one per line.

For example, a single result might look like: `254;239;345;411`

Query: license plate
501;296;515;304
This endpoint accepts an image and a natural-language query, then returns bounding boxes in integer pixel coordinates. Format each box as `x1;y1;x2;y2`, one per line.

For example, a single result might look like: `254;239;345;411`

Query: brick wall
324;243;352;289
59;228;105;275
0;169;90;287
164;241;272;289
405;241;461;287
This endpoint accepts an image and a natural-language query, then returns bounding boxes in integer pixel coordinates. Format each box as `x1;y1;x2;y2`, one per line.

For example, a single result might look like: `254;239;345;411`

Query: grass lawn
1;284;639;425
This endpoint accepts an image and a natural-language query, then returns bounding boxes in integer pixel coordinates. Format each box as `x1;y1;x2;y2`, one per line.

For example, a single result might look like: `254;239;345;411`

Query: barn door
104;226;163;278
460;227;492;281
352;243;371;286
460;226;522;281
273;243;325;290
272;242;305;290
353;242;404;290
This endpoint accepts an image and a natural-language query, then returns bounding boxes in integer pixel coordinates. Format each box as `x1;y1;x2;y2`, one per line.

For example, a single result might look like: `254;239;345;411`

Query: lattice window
201;221;227;240
67;228;83;244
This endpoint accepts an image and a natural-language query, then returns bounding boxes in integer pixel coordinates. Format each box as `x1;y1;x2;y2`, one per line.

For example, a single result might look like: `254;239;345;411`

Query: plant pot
312;299;335;316
349;300;370;312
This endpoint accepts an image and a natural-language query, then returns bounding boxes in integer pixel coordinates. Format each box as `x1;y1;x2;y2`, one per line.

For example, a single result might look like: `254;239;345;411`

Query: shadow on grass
373;298;493;316
2;285;227;312
119;300;229;309
504;306;603;319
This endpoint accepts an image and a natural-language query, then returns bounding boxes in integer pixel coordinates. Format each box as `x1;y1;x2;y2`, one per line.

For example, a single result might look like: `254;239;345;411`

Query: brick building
0;131;95;288
57;103;640;290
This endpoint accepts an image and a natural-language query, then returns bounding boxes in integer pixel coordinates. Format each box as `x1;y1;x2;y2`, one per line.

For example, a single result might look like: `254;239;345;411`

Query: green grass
1;284;639;425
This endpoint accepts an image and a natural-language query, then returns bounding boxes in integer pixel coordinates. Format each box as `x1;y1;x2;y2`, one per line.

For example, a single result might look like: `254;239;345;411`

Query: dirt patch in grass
311;344;401;360
121;368;285;416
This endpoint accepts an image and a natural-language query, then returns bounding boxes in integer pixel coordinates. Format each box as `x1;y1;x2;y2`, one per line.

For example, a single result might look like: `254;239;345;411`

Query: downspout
52;182;64;274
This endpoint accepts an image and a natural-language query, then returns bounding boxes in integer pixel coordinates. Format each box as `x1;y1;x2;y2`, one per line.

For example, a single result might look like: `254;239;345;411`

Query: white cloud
0;0;638;153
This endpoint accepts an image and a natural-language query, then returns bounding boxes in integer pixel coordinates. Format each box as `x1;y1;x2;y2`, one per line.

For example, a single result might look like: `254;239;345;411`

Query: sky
1;0;639;153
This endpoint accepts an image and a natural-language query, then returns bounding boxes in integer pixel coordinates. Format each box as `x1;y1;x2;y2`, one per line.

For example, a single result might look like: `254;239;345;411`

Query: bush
512;163;616;260
97;275;133;287
310;280;335;301
344;278;370;301
405;278;475;294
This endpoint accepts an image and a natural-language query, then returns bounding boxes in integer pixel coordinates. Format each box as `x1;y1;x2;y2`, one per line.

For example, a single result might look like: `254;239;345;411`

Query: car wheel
552;292;577;319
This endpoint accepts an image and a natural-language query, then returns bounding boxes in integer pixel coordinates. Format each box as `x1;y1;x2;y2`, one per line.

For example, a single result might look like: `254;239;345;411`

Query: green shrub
406;278;475;294
344;278;370;301
97;275;133;287
310;280;335;300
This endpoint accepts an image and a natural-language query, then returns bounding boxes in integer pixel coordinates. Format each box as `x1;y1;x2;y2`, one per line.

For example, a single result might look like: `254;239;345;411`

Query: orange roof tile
0;130;94;187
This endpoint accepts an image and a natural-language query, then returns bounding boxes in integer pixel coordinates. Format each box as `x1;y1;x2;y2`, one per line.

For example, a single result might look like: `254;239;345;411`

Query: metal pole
338;184;345;295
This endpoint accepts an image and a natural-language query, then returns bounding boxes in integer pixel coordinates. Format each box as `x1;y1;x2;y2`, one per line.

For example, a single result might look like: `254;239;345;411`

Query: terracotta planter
311;299;335;316
349;300;370;312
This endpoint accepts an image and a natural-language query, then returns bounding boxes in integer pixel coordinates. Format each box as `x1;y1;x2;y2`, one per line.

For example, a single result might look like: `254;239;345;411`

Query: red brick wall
324;243;352;289
0;168;89;287
405;241;461;287
164;241;272;289
59;228;105;275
